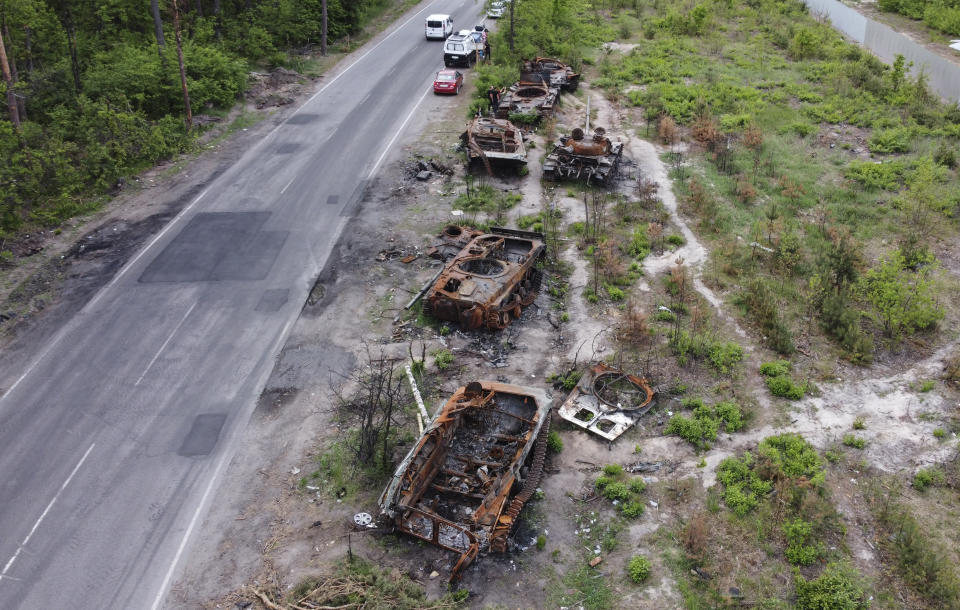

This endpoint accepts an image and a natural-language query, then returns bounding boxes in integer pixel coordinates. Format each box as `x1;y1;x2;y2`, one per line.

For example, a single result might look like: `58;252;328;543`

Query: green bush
708;341;744;374
602;482;631;502
784;518;823;566
627;555;652;583
714;401;744;432
760;360;792;377
433;349;454;370
603;464;624;476
717;452;772;516
547;430;564;454
795;561;869;609
842;434;867;449
620;500;645;518
629;478;647;494
913;467;946;491
868;127;912;153
667;234;685;246
766;375;806;399
595;475;613;490
606;284;626;301
536;534;546;550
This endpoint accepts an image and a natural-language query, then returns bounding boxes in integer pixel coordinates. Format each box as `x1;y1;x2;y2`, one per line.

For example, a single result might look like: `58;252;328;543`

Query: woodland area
0;0;393;250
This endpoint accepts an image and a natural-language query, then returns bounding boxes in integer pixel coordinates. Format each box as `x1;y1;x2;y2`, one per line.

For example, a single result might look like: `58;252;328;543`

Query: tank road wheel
486;308;510;330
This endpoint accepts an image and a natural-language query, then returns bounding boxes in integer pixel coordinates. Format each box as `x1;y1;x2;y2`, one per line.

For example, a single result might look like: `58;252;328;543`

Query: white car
488;2;505;18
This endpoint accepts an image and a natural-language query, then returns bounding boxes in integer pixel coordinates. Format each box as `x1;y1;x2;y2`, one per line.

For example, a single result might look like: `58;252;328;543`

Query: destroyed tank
542;126;623;186
520;57;580;92
378;381;552;581
424;227;545;330
494;80;559;121
461;117;527;175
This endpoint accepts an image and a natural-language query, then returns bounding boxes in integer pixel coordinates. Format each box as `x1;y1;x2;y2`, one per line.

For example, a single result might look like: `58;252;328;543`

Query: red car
433;69;464;95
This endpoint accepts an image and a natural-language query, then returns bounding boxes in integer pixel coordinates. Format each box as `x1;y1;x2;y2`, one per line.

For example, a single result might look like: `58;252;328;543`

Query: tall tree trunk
213;0;221;41
195;0;203;17
65;9;81;93
171;0;192;131
3;24;25;122
0;25;19;127
151;0;166;49
321;0;327;56
24;26;33;76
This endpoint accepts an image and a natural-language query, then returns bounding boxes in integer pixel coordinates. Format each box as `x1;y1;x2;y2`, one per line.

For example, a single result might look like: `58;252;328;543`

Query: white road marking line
134;303;198;387
1;443;96;581
368;86;433;178
280;176;296;194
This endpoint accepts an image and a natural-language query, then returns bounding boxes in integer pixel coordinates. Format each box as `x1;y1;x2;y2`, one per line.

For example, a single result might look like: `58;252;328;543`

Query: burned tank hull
495;81;560;121
378;382;552;581
542;127;623;186
424;227;545;330
520;57;580;92
461;117;527;174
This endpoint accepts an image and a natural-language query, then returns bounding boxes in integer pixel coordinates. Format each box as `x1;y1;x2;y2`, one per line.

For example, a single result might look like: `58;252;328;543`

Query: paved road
0;1;482;607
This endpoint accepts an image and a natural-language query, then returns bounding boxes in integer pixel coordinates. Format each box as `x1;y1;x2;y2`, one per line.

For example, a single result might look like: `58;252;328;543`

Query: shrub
784;518;822;566
536;534;546;550
627;555;652;583
933;427;947;439
766;375;806;399
868;127;912;153
433;349;454;370
606;284;625;301
547;430;564;454
714;401;744;432
708;341;744;374
620;500;645;518
629;478;647;494
913;467;945;491
842;434;867;449
794;561;869;609
602;482;631;502
595;475;613;490
853;417;866;430
667;234;685;246
603;464;624;476
717;453;772;516
760;360;792;377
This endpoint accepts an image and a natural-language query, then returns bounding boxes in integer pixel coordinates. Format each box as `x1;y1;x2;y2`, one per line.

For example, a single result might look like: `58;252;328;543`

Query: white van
425;14;454;40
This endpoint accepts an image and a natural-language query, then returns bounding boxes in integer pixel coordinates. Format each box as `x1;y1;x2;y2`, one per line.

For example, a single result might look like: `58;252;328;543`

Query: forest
0;0;394;245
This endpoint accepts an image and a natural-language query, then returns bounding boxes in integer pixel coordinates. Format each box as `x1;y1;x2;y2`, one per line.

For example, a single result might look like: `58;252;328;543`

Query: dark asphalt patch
139;212;288;283
256;288;289;312
274;143;300;154
178;413;227;457
326;194;339;205
285;113;321;125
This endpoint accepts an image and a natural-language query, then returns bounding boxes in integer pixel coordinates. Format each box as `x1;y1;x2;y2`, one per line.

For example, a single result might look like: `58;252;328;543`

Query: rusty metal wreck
558;363;655;441
461;117;527;175
424;227;545;330
378;381;552;581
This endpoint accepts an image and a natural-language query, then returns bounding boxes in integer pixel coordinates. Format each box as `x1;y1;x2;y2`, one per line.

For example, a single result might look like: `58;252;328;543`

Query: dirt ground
4;6;960;610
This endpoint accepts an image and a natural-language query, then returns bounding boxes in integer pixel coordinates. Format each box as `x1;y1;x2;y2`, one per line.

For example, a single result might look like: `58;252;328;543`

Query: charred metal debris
520;57;580;92
543;126;624;186
424;226;545;331
558;362;655;441
378;381;552;582
495;81;559;121
461;117;527;175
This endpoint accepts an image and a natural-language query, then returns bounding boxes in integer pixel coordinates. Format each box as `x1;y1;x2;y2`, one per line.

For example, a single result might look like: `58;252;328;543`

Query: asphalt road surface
0;1;483;607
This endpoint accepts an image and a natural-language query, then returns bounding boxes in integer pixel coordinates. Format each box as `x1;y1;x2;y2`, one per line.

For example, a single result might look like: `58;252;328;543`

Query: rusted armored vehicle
461;117;527;174
542;126;623;186
521;57;580;92
424;227;545;330
558;362;655;441
495;81;559;121
379;381;552;581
